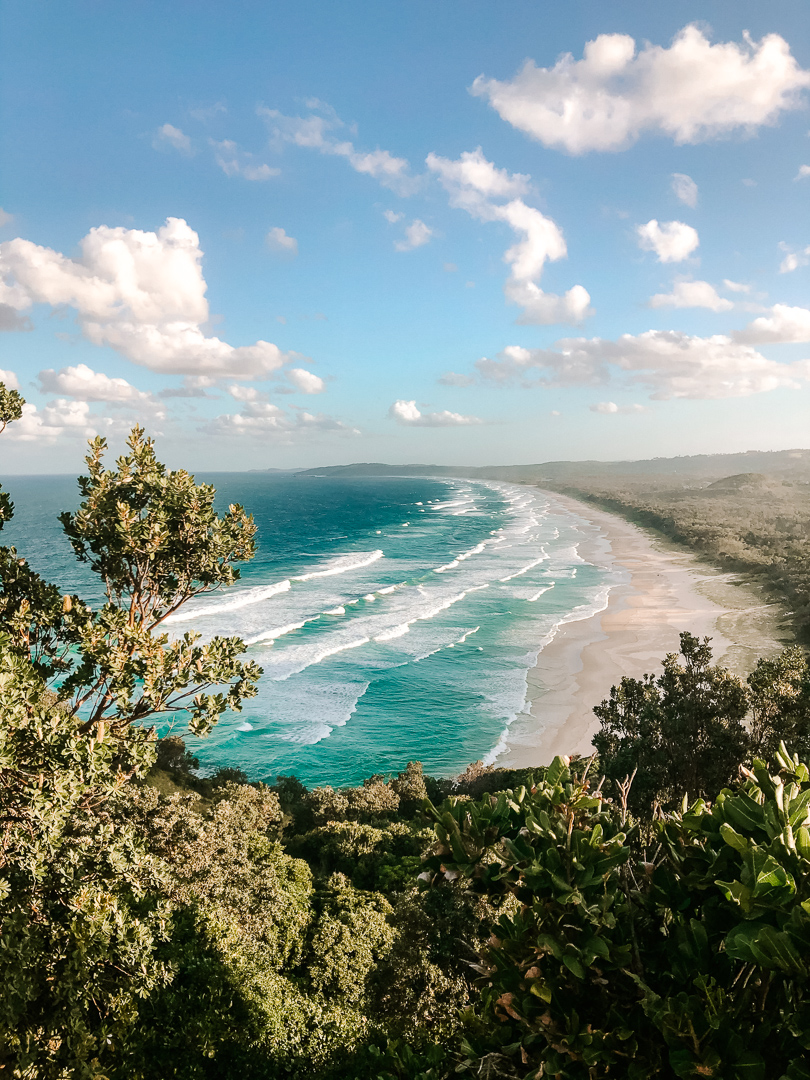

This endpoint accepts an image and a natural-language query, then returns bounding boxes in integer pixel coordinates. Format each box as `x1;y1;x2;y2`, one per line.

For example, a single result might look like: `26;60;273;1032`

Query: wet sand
496;491;790;768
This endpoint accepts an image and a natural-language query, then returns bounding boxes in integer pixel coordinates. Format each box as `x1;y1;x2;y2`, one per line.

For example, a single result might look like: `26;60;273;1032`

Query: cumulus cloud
649;280;733;311
37;363;159;406
0;209;13;227
426;147;591;325
671;173;698;207
471;25;810;154
734;303;810;344
0;368;19;389
266;226;298;255
211;139;279;180
259;103;418;195
589;401;646;414
207;401;358;439
388;399;482;426
637;219;699;262
0;217;294;379
153;123;193;155
795;165;810;180
778;241;810;273
723;279;751;293
383;210;404;223
4;399;108;443
286;367;325;394
474;330;810;399
394;219;433;251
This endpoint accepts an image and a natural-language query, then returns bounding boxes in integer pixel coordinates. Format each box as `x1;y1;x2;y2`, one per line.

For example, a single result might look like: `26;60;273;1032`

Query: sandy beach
496;490;791;769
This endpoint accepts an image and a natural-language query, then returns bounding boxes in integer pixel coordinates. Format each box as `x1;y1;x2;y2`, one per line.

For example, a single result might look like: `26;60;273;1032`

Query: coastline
496;490;791;769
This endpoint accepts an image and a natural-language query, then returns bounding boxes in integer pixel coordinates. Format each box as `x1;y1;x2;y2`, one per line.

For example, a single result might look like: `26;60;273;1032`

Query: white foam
498;555;548;583
324;606;345;615
237;722;254;732
292;550;384;582
527;585;555;602
274;636;371;681
245;618;315;645
165;578;291;623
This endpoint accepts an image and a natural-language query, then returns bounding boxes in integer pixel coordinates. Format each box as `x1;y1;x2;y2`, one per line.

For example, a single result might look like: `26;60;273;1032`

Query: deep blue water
0;471;620;786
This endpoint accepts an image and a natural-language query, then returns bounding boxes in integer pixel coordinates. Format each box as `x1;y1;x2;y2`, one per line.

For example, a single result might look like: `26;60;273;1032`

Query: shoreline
495;490;791;769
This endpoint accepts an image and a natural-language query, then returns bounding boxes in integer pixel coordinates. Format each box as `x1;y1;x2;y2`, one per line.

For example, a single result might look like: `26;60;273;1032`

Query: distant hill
297;449;810;486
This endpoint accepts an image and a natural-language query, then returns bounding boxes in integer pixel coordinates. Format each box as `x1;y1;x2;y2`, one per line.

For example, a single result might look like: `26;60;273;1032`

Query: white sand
496;491;789;768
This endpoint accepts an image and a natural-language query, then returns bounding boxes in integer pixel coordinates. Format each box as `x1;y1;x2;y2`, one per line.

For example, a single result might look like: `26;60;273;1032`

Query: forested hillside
540;462;810;640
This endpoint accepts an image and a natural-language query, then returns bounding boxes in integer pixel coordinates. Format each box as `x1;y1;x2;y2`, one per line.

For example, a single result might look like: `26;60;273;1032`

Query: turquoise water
0;472;621;786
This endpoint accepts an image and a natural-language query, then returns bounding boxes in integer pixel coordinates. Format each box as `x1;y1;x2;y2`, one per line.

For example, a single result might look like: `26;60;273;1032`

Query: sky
1;0;810;472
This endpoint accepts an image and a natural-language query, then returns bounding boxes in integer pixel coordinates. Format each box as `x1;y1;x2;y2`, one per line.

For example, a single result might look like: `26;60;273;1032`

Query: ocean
0;471;624;786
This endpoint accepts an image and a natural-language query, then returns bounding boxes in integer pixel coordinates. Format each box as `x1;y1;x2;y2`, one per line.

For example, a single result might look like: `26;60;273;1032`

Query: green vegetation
2;394;810;1078
538;458;810;640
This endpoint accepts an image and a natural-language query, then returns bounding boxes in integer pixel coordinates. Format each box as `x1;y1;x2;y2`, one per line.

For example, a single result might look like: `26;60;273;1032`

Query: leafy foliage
423;750;810;1078
593;632;750;813
0;638;171;1080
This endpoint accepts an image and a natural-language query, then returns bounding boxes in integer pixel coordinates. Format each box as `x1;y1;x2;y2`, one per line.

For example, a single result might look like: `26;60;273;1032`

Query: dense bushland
543;468;810;639
2;393;809;1079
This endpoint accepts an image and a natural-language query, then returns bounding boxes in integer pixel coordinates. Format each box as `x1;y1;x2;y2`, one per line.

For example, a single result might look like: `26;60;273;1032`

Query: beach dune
497;491;788;769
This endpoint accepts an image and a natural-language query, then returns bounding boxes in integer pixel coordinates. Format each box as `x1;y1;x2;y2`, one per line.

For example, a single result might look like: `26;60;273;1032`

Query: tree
747;646;810;762
593;632;750;813
1;422;262;737
0;401;266;1078
0;636;172;1080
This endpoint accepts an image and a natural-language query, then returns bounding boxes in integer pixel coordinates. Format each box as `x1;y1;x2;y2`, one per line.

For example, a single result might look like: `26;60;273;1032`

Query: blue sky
1;0;810;472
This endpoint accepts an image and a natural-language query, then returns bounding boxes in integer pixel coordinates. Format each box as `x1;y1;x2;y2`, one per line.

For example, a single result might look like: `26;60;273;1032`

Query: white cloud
153;123;193;155
471;25;810;154
637;219;699;262
438;371;475;387
427;147;591;325
671;173;698;207
589;401;646;414
649;280;733;311
742;178;758;187
0;303;32;331
475;330;810;399
259;104;418;195
778;241;810;273
4;399;107;442
394;219;433;251
189;102;226;122
37;363;158;405
383;210;404;223
286;367;325;394
794;165;810;180
443;262;458;273
735;303;810;343
0;209;13;227
266;226;298;255
160;375;217;399
0;217;294;379
0;368;19;389
425;147;530;206
388;399;482;426
211;139;279;180
207;401;358;439
723;279;751;293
